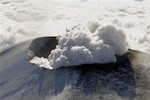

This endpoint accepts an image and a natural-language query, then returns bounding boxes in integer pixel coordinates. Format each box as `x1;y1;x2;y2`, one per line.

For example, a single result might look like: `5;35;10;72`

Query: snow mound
31;24;128;69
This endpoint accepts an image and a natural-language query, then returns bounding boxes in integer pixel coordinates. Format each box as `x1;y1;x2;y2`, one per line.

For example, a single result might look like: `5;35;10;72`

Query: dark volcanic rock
0;37;150;100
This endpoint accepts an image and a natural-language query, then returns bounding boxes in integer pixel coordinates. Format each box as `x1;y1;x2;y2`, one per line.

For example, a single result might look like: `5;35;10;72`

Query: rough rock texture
0;37;150;100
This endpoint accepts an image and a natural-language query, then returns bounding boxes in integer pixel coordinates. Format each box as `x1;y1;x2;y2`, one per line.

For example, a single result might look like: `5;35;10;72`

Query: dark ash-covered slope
0;37;150;100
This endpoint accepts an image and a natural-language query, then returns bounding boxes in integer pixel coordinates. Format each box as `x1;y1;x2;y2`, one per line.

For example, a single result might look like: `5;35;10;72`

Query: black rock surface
0;37;150;100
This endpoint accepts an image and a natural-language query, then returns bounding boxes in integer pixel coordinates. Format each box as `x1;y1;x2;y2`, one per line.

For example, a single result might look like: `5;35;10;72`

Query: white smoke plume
31;24;128;69
1;0;150;69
